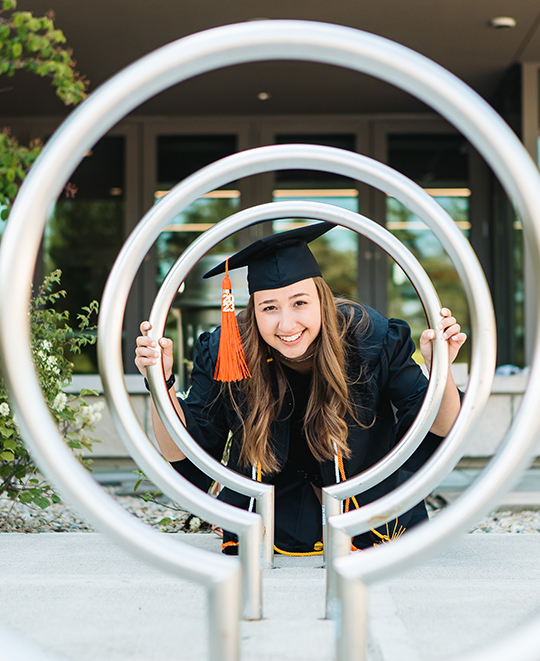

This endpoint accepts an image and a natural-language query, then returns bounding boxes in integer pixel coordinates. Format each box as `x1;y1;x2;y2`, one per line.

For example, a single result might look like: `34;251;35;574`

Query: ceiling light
257;92;271;101
489;16;517;29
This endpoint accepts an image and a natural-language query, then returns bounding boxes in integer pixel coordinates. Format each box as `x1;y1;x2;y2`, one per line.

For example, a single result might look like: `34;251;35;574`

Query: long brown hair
230;276;372;474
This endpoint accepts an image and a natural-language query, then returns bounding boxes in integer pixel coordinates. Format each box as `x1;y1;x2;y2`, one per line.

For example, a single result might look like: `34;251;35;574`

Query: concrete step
0;533;539;660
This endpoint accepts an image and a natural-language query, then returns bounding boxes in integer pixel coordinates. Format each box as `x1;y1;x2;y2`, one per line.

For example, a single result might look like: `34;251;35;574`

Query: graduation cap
203;222;334;382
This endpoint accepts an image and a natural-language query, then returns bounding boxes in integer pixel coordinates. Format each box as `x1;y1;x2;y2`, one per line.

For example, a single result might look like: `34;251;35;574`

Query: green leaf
5;182;17;199
2;439;18;451
0;451;15;461
19;492;33;504
33;496;51;509
158;517;172;527
51;494;61;504
11;42;23;58
79;388;99;397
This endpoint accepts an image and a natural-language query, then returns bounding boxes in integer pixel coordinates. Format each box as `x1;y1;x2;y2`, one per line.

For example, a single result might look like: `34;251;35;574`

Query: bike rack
2;19;540;661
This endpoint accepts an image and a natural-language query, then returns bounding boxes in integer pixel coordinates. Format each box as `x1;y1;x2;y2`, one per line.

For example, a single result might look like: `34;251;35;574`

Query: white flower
41;340;52;351
0;402;10;417
45;356;60;375
88;402;104;425
189;517;202;532
52;392;68;412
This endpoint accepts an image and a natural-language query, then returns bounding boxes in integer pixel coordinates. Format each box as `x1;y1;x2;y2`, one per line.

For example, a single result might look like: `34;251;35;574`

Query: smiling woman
135;222;466;556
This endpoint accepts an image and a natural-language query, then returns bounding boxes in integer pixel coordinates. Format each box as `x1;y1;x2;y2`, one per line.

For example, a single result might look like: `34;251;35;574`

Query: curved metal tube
1;19;539;661
99;228;265;617
148;199;447;541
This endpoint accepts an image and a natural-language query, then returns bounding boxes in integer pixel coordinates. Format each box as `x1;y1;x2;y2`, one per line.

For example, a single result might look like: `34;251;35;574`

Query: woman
135;223;466;554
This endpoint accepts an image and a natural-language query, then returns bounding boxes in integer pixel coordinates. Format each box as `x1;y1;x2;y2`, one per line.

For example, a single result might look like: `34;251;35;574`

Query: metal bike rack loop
149;199;446;499
100;141;461;577
147;197;447;548
1;20;540;661
100;225;268;620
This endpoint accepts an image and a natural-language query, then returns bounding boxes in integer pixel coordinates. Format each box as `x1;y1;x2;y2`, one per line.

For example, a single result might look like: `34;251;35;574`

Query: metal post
257;486;275;568
335;566;368;661
323;490;342;618
326;523;351;620
208;564;242;661
238;515;263;619
322;489;341;564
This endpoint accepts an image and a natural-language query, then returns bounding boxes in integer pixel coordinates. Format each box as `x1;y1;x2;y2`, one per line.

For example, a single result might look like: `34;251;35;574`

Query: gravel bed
1;489;539;534
0;487;209;534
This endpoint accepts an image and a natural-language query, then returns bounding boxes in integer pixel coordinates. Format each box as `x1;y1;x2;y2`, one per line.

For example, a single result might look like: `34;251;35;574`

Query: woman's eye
294;300;307;307
263;305;276;312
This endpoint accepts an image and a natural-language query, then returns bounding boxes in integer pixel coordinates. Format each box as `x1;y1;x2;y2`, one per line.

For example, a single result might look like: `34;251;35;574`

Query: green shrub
0;0;88;220
0;270;99;517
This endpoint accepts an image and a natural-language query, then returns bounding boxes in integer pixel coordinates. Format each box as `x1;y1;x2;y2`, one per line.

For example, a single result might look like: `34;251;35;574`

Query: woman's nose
278;309;297;332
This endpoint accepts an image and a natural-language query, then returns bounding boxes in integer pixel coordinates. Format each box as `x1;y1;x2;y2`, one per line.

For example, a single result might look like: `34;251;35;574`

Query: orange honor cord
214;258;251;382
222;540;239;551
336;453;403;547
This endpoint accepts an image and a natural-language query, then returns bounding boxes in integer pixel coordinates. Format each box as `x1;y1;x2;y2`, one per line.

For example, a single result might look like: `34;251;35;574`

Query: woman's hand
420;308;467;371
134;321;174;379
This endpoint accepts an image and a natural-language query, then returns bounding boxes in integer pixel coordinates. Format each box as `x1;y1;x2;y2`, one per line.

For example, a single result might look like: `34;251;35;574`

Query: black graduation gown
172;303;443;553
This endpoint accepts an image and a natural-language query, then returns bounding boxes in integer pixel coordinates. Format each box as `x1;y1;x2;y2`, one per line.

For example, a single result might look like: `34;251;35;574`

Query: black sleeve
379;317;430;435
169;329;230;491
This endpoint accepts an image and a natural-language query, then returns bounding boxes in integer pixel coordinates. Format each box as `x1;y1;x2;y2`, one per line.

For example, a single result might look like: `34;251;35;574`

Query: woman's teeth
279;331;303;342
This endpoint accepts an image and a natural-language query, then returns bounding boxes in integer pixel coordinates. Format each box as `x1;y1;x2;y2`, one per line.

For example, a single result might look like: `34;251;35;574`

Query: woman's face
253;278;322;359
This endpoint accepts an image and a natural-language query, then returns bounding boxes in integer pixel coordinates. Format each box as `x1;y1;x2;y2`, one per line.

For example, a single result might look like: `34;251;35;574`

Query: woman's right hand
135;321;174;379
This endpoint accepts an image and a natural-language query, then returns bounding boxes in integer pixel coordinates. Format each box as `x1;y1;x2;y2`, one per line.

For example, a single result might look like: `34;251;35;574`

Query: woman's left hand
420;308;467;370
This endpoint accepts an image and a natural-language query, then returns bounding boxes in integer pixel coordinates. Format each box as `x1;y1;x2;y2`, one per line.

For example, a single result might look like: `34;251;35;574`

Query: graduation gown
172;303;443;553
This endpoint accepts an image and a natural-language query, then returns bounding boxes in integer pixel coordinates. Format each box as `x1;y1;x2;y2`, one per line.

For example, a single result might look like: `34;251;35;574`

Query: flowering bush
0;0;88;221
0;270;100;515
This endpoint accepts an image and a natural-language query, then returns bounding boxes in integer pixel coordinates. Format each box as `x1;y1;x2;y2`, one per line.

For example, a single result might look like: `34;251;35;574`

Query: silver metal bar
237;520;263;619
322;488;341;617
322;490;341;567
327;525;352;621
256;486;275;569
99;209;266;619
335;572;368;661
208;567;242;661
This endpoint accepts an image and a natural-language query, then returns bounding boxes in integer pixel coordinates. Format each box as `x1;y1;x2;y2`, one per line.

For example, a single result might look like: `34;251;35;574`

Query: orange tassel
214;259;251;382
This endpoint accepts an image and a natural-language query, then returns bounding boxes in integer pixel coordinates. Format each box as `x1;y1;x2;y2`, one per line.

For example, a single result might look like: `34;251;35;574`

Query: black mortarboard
203;222;335;293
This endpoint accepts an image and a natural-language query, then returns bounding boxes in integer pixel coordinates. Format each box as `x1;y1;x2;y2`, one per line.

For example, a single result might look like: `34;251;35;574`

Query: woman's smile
277;330;305;344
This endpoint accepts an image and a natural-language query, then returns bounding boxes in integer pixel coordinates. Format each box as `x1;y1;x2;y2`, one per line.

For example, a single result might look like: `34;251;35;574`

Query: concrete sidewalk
1;532;539;661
